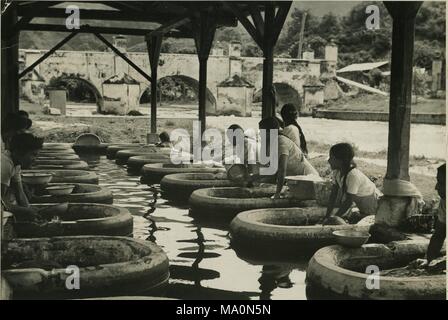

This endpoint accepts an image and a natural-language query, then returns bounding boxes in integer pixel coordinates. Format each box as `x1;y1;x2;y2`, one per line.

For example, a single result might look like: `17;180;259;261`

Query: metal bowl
332;230;371;248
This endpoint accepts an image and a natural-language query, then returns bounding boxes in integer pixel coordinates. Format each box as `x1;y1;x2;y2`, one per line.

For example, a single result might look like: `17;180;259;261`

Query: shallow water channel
81;154;312;300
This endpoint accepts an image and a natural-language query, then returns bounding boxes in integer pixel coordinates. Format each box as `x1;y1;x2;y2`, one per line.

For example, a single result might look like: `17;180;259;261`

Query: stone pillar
228;41;242;57
302;84;324;116
48;89;67;115
302;50;315;60
113;35;128;53
325;41;338;63
431;59;442;93
229;56;242;76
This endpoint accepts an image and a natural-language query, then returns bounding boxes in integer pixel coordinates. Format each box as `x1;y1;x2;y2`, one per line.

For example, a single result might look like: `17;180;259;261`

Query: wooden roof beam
19;30;79;79
20;23;193;38
17;6;236;27
145;17;190;39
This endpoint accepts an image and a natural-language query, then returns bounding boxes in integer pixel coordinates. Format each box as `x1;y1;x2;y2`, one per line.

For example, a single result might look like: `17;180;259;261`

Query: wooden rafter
272;2;292;44
222;1;262;47
18;30;80;79
93;32;152;83
249;4;264;39
17;5;236;27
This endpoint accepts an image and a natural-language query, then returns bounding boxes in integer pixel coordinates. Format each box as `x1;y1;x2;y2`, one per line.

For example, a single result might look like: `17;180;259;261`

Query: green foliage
19;2;445;70
48;76;97;103
277;2;444;69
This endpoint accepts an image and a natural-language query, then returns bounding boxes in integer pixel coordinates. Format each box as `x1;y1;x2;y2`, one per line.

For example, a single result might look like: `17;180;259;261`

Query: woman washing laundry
323;143;381;225
258;117;319;199
224;124;259;186
155;131;172;148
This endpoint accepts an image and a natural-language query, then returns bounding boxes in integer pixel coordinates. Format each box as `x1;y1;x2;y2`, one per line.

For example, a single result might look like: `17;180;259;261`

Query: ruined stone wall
20;49;328;108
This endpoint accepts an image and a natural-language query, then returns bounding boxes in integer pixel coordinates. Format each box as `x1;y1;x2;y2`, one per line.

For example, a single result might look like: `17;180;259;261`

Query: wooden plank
93;32;152;83
146;17;190;38
18;6;237;27
383;2;422;181
261;3;276;118
336;76;388;96
18;31;79;79
20;23;192;38
1;3;19;117
222;1;262;48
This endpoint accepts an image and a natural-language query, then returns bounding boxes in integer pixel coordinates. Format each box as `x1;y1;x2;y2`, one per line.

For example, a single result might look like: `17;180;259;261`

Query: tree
317;12;341;40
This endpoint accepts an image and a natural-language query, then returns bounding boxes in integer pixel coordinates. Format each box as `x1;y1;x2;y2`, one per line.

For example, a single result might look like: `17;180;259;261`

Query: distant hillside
19;1;359;53
19;1;444;70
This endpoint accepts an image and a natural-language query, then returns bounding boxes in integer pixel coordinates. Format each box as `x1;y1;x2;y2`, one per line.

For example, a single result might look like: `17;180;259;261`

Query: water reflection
84;156;313;300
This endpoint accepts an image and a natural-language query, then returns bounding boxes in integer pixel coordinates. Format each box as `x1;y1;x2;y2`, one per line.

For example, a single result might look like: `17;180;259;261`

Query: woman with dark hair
156;131;172;147
280;103;308;156
259;117;319;199
1;113;32;151
323;143;380;224
1;133;44;222
426;163;446;263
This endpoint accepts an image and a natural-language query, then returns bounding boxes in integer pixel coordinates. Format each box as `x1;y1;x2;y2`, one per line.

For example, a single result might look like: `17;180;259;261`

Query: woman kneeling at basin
258;117;319;199
1;133;44;223
323;143;381;225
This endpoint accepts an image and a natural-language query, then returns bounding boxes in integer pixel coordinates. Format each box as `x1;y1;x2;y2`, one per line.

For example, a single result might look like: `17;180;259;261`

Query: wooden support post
1;3;19;117
193;9;217;136
384;2;422;181
146;35;162;134
226;2;291;119
261;4;275;119
198;57;208;134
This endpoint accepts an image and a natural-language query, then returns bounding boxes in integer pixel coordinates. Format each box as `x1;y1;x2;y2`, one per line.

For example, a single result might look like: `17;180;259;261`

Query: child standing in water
323;143;380;224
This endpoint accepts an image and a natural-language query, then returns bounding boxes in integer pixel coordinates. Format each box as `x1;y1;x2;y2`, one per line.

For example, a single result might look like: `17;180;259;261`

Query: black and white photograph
0;0;446;303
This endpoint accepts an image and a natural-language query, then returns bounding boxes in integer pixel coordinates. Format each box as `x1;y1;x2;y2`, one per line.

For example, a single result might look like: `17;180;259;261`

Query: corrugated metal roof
337;61;389;73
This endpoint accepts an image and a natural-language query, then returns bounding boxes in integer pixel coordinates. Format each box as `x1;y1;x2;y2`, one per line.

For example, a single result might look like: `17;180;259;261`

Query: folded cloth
382;179;423;200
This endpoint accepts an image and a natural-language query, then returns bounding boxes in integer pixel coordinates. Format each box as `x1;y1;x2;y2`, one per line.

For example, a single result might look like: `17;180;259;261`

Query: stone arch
253;82;301;113
47;75;104;110
139;75;216;111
